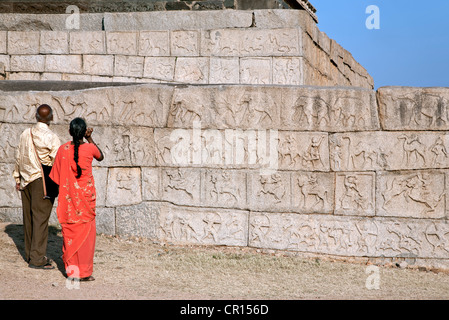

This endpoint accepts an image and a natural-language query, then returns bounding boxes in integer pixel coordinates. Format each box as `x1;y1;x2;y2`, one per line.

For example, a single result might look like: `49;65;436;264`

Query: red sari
50;142;101;278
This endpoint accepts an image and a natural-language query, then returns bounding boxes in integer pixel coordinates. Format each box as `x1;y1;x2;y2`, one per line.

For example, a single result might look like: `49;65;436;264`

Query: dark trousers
20;178;54;266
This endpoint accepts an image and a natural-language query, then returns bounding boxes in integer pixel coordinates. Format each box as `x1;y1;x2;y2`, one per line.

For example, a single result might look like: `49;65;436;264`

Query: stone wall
1;83;449;270
0;10;373;88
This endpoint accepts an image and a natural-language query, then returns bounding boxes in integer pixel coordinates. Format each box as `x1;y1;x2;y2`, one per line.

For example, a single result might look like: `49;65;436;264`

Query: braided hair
69;117;87;179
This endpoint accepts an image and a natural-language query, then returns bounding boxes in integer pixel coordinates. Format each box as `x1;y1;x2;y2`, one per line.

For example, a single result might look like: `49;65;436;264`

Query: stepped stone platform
1;82;449;271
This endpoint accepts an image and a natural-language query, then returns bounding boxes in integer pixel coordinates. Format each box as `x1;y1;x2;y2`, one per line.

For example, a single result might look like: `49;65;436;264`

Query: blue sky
313;0;449;89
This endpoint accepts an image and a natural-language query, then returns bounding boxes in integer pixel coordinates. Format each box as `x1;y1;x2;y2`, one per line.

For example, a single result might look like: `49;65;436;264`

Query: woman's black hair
69;117;87;179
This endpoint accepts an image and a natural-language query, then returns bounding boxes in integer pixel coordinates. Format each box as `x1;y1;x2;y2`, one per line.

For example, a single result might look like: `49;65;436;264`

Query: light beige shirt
13;122;61;189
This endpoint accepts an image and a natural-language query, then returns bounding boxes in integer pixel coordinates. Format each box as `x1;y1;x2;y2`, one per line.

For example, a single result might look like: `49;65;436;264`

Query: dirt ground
1;221;449;301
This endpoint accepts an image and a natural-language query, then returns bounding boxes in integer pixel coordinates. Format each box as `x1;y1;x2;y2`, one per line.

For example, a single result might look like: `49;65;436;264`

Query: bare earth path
1;222;448;301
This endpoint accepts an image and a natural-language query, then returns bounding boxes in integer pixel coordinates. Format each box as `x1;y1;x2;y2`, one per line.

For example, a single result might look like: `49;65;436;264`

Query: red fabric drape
50;142;100;278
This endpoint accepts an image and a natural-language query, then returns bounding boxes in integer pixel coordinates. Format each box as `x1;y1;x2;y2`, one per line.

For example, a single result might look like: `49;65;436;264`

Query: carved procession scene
1;1;448;271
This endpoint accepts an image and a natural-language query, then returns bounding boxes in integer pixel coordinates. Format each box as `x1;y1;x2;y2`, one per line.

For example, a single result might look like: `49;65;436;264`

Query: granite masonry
0;7;447;271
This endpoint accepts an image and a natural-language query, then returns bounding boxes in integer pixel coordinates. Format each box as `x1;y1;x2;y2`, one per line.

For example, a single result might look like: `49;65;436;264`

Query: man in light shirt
13;104;60;270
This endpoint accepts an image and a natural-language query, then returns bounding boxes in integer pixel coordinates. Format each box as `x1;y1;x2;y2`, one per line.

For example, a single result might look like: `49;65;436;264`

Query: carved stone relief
330;132;449;171
202;169;246;209
378;87;449;130
161;168;200;206
249;212;449;258
281;88;379;132
106;167;142;207
335;173;375;216
292;172;334;213
158;203;248;246
377;171;446;219
249;172;291;212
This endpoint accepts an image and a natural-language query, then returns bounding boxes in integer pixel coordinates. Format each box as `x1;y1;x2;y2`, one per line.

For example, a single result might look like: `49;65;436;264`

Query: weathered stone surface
280;87;379;132
0;31;7;54
138;31;169;56
8;31;40;54
158;203;248;246
83;55;114;76
161;168;201;206
278;132;329;171
330;132;449;171
248;171;291;212
0;163;21;207
116;202;159;238
377;170;446;219
174;57;209;84
292;172;334;214
45;55;82;74
40;31;69;54
201;28;301;57
209;57;239;84
378;87;449;131
103;11;253;31
202;169;247;209
70;31;106;54
92;167;108;207
335;172;375;216
95;207;116;236
10;55;45;73
249;212;449;259
272;57;303;85
106;32;138;55
171;30;199;56
240;58;272;85
106;167;142;206
143;57;176;81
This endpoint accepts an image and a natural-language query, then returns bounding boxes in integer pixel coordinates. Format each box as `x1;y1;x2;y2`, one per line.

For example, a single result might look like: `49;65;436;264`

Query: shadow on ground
4;224;65;275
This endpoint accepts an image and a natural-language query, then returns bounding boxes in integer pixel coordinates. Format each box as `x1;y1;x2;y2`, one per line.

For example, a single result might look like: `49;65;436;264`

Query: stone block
45;55;82;74
292;172;334;214
61;74;92;82
116;202;160;238
83;55;114;76
114;55;144;78
40;31;69;54
240;28;301;57
277;132;329;171
240;57;272;84
200;29;241;57
280;87;379;132
106;31;137;55
161;168;201;206
143;57;175;81
138;31;169;56
335;172;375;216
41;73;62;81
248;171;291;212
142;167;160;201
174;57;209;84
103;11;253;31
330;131;449;171
0;55;9;71
10;55;45;72
272;57;303;85
108;84;172;127
170;30;199;56
8;72;40;80
248;212;449;259
158;203;248;246
70;31;106;54
377;170;446;219
106;167;142;207
8;31;40;54
202;169;247;209
378;87;449;131
92;167;108;207
0;31;6;54
209;57;239;84
95;207;115;236
0;163;21;207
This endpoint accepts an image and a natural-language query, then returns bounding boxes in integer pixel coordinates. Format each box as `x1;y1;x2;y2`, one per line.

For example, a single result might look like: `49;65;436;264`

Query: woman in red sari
50;118;104;281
